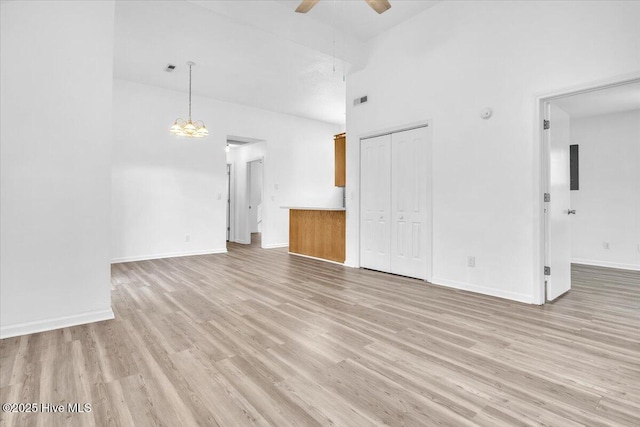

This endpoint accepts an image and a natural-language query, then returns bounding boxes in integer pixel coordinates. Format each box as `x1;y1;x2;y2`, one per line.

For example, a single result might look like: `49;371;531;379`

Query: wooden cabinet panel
289;209;345;263
334;133;346;187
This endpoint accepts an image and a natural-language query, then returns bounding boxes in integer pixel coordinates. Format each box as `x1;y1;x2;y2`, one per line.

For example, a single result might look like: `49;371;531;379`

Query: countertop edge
281;206;346;211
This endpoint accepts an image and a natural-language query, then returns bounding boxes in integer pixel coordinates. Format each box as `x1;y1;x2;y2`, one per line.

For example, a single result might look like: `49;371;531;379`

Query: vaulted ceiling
113;0;440;125
274;0;440;42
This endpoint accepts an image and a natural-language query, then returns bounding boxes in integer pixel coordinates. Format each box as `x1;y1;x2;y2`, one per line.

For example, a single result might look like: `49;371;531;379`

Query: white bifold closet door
390;127;428;278
360;126;429;280
360;134;392;272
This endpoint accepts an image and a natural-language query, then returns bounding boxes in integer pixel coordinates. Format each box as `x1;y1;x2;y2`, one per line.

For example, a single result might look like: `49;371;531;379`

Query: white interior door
360;134;391;272
248;160;263;234
547;103;572;301
391;127;429;279
226;164;231;241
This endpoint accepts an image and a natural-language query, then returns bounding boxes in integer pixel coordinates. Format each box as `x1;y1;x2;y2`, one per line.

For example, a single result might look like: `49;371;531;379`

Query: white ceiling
274;0;440;42
553;81;640;119
113;1;440;126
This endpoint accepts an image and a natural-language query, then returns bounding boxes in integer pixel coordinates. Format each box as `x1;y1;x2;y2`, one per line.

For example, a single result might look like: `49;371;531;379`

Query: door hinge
543;120;550;130
544;193;550;202
544;266;551;276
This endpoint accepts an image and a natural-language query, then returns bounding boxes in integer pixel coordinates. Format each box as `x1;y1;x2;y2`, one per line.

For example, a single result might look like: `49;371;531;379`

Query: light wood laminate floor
1;243;639;426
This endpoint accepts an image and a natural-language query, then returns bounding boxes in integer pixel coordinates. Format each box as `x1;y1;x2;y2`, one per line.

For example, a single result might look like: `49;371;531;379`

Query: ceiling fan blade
365;0;392;14
295;0;319;13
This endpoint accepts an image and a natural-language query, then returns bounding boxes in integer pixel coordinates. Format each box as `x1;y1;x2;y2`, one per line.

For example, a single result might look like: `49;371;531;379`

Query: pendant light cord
170;61;207;137
188;63;192;121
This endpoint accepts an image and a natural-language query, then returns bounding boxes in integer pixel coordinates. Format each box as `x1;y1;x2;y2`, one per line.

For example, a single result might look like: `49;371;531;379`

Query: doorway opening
538;77;640;304
247;158;264;247
225;136;266;248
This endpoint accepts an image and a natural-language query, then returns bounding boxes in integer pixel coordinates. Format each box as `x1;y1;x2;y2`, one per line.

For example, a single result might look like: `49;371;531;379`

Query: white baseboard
572;258;640;272
111;248;227;264
262;243;288;249
288;252;344;265
0;308;115;339
430;277;535;304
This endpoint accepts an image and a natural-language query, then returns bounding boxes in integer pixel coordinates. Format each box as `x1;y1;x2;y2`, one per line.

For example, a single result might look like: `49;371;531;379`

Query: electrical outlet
467;256;475;267
185;234;191;242
603;242;609;250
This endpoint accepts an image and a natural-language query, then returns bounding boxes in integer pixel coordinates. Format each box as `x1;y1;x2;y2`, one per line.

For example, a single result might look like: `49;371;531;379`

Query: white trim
572;259;640;272
111;248;227;264
246;156;265;243
431;277;536;305
534;72;640;102
534;72;640;305
359;120;430;141
288;251;345;265
262;243;288;249
227;162;234;243
0;309;115;339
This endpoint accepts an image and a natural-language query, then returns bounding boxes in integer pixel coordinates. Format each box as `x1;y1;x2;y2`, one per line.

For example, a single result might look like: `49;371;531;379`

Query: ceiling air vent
353;95;368;106
164;64;176;72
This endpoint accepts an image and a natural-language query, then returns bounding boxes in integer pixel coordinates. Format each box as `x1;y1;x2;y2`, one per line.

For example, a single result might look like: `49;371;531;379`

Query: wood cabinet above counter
334;133;346;187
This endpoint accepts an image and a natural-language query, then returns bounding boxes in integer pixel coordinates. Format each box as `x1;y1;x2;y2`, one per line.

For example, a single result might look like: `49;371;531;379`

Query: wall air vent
353;95;368;106
164;64;176;72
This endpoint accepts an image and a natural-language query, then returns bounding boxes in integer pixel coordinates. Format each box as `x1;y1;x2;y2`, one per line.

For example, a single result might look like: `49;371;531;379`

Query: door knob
379;216;383;220
568;209;576;215
399;216;404;220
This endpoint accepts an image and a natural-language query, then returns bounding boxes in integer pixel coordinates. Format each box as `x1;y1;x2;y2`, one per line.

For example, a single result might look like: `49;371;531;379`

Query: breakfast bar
283;207;346;263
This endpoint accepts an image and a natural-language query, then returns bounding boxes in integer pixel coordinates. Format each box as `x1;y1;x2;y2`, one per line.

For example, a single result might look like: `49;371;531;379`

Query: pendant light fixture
169;61;208;138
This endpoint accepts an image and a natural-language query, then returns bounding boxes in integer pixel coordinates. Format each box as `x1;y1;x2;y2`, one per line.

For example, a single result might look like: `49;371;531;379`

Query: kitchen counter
281;206;345;211
283;208;345;263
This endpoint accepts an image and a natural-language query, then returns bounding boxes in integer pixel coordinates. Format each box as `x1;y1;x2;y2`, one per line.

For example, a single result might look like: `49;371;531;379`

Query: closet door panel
391;127;428;279
360;134;391;272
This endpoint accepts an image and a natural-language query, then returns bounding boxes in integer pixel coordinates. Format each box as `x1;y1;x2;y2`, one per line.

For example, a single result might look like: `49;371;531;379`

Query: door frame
534;73;640;304
226;163;233;242
358;120;433;282
245;156;265;246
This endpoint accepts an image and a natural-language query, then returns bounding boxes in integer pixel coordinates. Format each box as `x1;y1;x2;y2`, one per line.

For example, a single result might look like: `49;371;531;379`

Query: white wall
112;79;342;260
111;79;226;262
345;1;640;303
1;1;115;338
570;110;640;270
